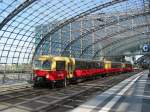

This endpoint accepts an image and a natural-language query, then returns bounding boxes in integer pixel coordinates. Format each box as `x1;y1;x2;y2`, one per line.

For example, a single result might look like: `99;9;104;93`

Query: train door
104;61;111;69
67;62;74;79
56;61;66;71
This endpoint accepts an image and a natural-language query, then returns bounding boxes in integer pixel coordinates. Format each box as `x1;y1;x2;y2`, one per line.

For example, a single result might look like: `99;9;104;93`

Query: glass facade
34;15;104;59
34;11;150;60
0;0;149;83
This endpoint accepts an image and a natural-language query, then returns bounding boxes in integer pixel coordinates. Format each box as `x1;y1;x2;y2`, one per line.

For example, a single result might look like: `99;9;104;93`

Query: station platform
71;70;150;112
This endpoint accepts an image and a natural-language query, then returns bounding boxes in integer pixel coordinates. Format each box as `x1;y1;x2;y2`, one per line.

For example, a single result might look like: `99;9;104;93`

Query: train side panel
33;55;133;87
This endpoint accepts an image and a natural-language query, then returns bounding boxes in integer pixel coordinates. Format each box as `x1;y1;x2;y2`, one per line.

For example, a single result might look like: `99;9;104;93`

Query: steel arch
79;23;150;58
105;37;150;56
33;0;128;59
94;37;150;58
61;11;150;55
92;32;150;58
0;0;37;30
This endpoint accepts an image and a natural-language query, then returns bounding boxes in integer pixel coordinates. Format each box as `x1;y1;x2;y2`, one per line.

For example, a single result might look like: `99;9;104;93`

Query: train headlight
46;74;49;79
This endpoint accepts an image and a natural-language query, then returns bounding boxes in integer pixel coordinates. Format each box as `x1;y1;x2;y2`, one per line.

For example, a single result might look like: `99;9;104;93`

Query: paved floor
70;71;150;112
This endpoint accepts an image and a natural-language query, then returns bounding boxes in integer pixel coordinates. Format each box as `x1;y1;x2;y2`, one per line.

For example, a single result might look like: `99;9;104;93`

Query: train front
32;55;68;87
32;56;53;86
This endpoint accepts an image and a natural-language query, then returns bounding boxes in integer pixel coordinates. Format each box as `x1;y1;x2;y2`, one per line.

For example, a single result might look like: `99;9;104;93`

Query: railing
0;70;34;84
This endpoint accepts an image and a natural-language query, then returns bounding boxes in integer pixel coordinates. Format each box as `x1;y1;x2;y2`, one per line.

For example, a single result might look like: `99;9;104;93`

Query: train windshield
34;60;51;70
42;60;51;70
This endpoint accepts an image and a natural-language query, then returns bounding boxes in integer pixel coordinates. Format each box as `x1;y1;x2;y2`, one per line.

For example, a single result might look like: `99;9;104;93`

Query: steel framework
93;32;150;58
33;0;128;58
0;0;149;83
80;23;150;58
105;37;150;56
0;0;37;30
61;12;150;55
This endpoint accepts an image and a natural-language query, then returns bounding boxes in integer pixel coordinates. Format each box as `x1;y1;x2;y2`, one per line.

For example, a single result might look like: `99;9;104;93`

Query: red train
33;55;133;87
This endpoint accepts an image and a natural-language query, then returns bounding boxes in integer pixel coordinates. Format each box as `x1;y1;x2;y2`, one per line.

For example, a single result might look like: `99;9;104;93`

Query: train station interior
0;0;150;112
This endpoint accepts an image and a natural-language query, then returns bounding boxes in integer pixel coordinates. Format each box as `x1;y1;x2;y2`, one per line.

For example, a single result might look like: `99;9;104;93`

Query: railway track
0;72;138;112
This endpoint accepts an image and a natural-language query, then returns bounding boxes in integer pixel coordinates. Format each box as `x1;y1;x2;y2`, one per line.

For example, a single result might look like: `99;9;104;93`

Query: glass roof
0;0;149;64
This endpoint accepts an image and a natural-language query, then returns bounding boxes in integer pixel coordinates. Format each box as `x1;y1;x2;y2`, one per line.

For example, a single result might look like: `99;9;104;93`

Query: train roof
35;55;132;64
35;55;74;62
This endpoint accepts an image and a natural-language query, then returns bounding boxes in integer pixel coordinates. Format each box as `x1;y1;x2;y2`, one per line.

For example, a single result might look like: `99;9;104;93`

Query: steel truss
105;37;150;57
79;23;150;58
0;0;37;30
61;12;150;55
93;32;150;58
33;0;128;59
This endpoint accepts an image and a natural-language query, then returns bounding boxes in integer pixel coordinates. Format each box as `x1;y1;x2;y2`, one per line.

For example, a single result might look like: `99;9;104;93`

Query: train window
56;61;65;70
126;64;132;68
42;60;51;70
75;60;104;70
94;62;97;68
89;62;93;69
75;61;80;69
111;63;121;68
33;60;42;69
75;60;86;70
91;62;94;68
84;62;88;69
97;62;103;69
86;62;89;69
111;63;116;68
95;62;99;68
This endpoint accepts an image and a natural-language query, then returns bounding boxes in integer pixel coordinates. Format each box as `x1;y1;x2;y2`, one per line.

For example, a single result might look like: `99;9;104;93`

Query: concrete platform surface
70;71;150;112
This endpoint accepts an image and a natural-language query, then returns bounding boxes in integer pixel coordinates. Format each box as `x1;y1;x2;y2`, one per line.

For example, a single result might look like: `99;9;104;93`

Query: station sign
142;44;150;52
